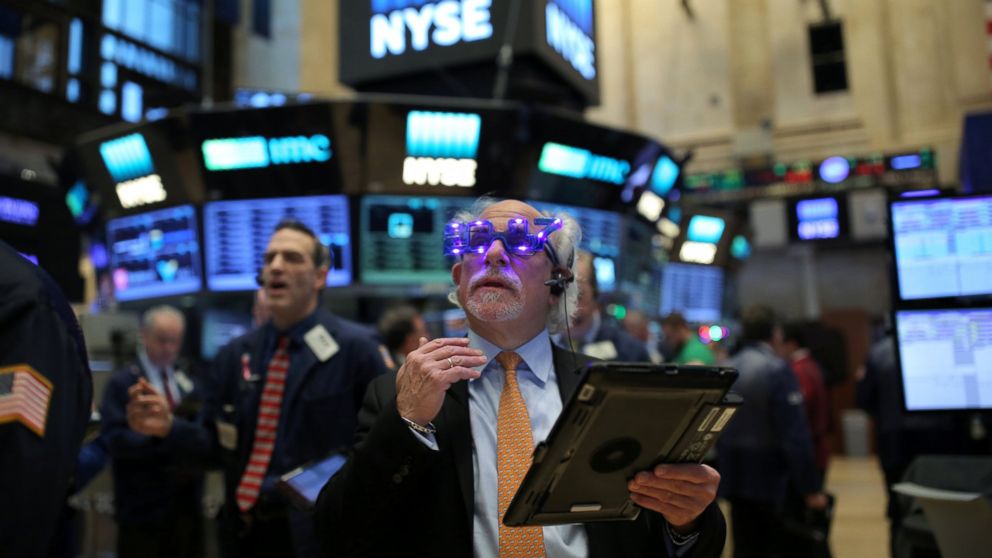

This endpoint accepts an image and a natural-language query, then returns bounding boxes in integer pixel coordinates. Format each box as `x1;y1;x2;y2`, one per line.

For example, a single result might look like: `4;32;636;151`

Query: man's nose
483;238;511;266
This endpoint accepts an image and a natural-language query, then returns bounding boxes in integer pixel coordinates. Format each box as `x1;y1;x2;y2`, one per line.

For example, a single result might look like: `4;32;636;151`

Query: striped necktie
495;351;546;557
158;368;176;409
236;336;290;512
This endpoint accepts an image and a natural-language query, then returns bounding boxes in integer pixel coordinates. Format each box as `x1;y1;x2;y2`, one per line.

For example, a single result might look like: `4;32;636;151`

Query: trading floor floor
721;455;890;558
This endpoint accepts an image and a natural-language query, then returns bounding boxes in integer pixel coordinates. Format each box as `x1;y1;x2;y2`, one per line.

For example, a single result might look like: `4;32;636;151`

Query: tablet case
503;362;740;526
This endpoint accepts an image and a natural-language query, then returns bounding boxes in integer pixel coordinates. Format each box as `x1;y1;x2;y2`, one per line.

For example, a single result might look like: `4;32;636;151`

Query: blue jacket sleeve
99;369;211;460
769;363;821;495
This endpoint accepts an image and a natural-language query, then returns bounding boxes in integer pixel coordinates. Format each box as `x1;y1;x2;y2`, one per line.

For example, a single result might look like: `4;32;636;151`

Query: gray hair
141;305;186;332
446;197;582;334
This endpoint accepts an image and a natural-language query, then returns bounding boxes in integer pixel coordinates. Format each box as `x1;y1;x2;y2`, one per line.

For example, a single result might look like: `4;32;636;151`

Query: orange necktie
495;351;546;558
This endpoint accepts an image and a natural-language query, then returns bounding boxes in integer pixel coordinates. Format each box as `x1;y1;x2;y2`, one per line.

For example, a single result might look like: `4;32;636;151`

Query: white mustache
469;270;522;293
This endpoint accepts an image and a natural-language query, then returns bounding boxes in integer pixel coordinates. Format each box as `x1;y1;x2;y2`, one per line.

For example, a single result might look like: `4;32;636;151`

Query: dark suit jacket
593;319;653;362
315;341;726;557
100;360;207;524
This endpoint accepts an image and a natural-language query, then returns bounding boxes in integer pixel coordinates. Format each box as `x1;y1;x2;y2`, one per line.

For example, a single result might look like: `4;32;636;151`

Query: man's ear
313;265;329;290
451;261;463;285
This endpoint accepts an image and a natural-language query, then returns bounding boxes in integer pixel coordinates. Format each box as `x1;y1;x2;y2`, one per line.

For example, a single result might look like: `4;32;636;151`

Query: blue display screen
359;195;473;284
527;200;623;261
686;215;726;244
660;263;723;323
795;198;840;240
895;308;992;411
890;195;992;300
203;195;352;291
106;204;202;301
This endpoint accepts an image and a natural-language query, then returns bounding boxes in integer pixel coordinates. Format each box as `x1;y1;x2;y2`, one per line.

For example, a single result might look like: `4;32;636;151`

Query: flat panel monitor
106;204;203;301
201;308;252;360
660;263;723;323
359;195;474;284
889;194;992;301
894;307;992;411
528;201;623;292
203;195;352;291
787;195;848;242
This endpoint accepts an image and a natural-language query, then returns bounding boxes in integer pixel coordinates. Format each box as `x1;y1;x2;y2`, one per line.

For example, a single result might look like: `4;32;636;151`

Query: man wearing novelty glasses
315;198;726;558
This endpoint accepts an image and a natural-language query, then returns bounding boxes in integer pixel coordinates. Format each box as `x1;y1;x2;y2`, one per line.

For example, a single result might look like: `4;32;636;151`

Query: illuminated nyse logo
545;0;596;79
538;142;630;185
370;0;493;59
796;198;840;240
201;135;332;171
403;111;481;187
99;134;167;209
679;215;725;265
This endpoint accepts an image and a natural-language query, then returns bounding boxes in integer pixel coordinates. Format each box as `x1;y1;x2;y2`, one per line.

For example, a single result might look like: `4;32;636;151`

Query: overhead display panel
75;117;201;217
339;0;503;84
190;103;360;199
523;110;656;212
338;1;600;106
361;101;524;197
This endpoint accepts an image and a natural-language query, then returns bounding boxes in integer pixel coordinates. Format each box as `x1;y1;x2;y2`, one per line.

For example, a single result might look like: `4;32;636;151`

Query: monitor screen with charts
203;195;352;290
890;194;992;301
660;263;724;323
894;307;992;412
106;204;202;301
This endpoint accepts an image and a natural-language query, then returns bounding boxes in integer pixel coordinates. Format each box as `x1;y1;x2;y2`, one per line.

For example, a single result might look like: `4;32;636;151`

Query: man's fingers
436;366;482;385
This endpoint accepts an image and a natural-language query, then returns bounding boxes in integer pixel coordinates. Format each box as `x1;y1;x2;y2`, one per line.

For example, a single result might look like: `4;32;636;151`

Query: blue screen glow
202;134;332;171
661;263;723;323
796;198;840;240
545;0;596;79
406;111;481;158
106;204;202;301
818;156;850;184
99;133;155;183
890;154;922;170
370;0;494;59
0;196;40;226
686;215;726;244
203;195;352;290
538;142;630;185
651;156;679;196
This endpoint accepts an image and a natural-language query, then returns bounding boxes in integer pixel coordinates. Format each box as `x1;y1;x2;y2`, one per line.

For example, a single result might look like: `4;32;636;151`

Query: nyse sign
545;1;596;80
403;110;481;187
370;0;494;59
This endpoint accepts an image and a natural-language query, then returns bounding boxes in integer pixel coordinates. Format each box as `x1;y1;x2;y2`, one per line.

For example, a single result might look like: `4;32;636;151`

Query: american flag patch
0;364;53;437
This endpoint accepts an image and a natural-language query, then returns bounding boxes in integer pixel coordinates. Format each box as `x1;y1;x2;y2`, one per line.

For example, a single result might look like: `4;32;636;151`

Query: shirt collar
468;328;554;385
137;347;170;376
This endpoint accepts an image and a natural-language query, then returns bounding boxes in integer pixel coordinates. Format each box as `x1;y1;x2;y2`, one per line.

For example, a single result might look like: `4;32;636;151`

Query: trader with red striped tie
128;219;389;558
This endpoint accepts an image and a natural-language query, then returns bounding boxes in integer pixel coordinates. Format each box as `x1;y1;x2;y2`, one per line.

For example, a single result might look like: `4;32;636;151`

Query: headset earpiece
545;266;574;296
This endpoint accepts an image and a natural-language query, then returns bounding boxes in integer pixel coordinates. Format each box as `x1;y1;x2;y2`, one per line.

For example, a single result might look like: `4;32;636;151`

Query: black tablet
276;452;348;510
503;362;740;527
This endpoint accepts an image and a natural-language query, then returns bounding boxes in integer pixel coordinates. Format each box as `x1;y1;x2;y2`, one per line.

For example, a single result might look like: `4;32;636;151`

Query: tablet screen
282;453;347;506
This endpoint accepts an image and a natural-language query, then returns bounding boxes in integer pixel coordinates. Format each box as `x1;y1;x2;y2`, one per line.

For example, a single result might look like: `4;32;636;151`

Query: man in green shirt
661;312;715;365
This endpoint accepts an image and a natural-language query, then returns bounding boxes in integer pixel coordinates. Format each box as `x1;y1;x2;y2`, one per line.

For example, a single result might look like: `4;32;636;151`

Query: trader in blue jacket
101;305;208;558
128;220;389;558
716;305;829;558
